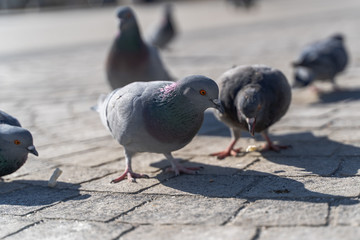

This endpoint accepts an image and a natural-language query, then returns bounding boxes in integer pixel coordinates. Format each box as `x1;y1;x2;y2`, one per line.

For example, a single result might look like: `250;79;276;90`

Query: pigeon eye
199;90;207;96
14;140;21;145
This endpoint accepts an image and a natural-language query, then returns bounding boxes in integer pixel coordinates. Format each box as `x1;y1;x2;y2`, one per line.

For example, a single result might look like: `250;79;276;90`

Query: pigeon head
178;75;223;113
236;85;264;136
116;7;138;31
331;33;345;42
293;67;314;88
0;125;38;157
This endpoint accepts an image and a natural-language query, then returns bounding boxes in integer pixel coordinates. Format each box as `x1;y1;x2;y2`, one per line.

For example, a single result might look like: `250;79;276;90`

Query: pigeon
0;111;38;178
148;4;177;50
211;65;291;159
226;0;257;9
93;75;222;182
106;6;172;90
292;33;348;91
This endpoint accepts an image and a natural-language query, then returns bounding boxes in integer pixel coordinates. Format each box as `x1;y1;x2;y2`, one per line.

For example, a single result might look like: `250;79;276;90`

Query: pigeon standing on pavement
211;65;291;159
0;110;38;178
148;4;177;50
106;6;172;90
93;75;222;182
226;0;257;9
292;33;348;91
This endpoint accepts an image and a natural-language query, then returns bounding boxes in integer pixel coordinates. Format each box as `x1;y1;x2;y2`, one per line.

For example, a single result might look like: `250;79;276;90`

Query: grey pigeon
148;4;177;50
0;111;38;178
211;65;291;159
292;33;348;90
106;6;172;90
227;0;257;9
93;75;222;182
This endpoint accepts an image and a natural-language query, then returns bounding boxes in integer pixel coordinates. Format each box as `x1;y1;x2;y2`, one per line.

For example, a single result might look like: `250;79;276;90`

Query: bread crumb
48;168;62;187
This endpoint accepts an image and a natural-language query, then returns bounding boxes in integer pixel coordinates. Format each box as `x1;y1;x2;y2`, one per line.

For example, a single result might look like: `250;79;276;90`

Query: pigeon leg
164;153;200;176
261;131;290;152
111;150;149;183
210;129;241;159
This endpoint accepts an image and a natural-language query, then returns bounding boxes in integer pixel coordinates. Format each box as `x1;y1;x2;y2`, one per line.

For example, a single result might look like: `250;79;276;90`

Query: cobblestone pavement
1;0;360;239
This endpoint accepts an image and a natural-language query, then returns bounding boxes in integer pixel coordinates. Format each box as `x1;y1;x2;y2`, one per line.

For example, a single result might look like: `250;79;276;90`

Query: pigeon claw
111;170;149;183
261;143;291;152
210;148;241;160
166;164;201;176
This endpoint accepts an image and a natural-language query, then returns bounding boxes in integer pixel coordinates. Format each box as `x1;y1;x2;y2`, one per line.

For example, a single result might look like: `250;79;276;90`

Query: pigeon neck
115;27;145;52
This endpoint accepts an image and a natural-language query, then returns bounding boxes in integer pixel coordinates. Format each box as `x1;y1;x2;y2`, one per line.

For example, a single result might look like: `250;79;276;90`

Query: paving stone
120;195;246;225
337;157;360;176
34;192;151;222
0;181;27;194
143;174;256;197
4;220;132;240
337;142;360;156
259;226;360;240
245;156;340;177
122;225;256;240
0;186;80;215
330;198;360;226
232;200;328;226
0;215;35;239
240;175;360;199
3;158;57;180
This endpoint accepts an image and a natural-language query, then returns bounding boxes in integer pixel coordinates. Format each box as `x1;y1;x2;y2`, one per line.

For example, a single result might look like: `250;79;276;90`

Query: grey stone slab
5;220;132;240
338;157;360;176
0;181;27;194
273;117;331;129
120;195;246;225
329;129;360;143
0;186;80;215
245;156;340;177
143;174;256;197
259;226;360;240
240;175;360;199
330;198;360;226
337;142;360;156
122;225;256;240
34;192;151;222
15;165;115;188
233;200;328;226
0;215;35;239
3;158;57;180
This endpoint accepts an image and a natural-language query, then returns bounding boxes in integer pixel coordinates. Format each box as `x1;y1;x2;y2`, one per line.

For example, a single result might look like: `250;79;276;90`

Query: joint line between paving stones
112;225;136;240
105;199;154;223
250;227;262;240
1;220;43;239
330;157;345;177
221;201;250;226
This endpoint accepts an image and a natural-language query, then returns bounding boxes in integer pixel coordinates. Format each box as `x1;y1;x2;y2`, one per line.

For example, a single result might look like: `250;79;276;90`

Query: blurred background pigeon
147;4;177;50
0;110;38;178
93;75;222;182
106;6;172;89
292;33;348;91
211;65;291;159
226;0;258;9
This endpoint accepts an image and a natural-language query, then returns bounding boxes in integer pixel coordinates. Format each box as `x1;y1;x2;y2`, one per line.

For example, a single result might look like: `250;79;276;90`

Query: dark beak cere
212;99;224;114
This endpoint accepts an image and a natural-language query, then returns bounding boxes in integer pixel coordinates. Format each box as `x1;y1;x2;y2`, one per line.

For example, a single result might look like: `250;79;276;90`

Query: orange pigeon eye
14;140;21;145
199;90;207;96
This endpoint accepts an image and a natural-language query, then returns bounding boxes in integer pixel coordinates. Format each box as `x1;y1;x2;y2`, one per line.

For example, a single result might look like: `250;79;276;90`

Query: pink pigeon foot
166;163;201;176
111;168;149;183
261;143;290;152
210;148;241;160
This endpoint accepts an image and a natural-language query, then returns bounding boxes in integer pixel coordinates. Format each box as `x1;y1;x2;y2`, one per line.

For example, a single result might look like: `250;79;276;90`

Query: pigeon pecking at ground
292;33;348;91
0;110;38;178
211;65;291;159
106;6;172;90
147;4;177;50
93;75;222;182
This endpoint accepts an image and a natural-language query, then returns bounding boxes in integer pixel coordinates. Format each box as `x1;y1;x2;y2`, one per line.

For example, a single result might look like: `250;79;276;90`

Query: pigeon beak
27;146;39;156
246;117;256;136
212;99;224;114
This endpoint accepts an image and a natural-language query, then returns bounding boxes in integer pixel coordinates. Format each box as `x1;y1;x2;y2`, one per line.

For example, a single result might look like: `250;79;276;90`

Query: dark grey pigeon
0;110;21;127
0;111;38;178
106;6;172;90
211;65;291;159
93;75;222;182
292;33;348;90
226;0;257;9
148;4;177;50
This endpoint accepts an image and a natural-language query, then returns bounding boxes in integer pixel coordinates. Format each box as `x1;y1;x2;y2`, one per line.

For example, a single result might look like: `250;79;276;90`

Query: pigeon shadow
316;88;360;104
0;180;90;207
151;160;358;206
261;131;360;177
